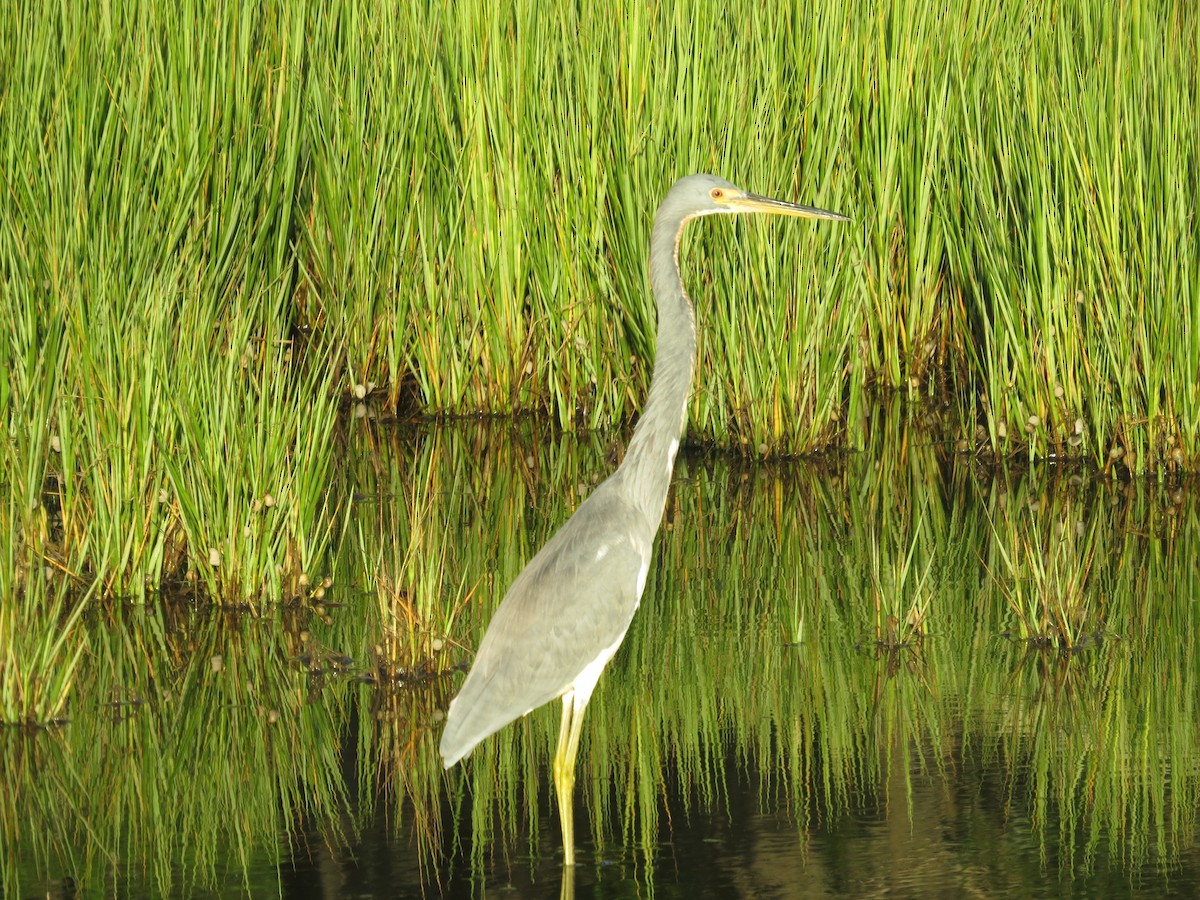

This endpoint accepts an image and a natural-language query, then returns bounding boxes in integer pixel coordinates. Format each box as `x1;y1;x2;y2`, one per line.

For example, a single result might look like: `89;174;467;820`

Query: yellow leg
553;696;574;864
559;862;575;900
552;692;589;866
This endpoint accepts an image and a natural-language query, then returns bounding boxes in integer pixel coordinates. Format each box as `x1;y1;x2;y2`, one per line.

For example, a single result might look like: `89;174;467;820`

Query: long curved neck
616;211;697;523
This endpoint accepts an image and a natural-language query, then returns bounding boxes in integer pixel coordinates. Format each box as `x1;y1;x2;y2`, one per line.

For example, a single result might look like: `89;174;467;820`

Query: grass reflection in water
3;420;1197;897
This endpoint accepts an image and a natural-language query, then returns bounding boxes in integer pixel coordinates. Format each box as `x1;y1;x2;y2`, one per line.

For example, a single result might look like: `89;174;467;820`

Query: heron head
667;173;849;223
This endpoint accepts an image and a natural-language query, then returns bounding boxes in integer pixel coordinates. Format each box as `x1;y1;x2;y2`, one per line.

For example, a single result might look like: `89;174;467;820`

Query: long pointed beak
729;192;850;222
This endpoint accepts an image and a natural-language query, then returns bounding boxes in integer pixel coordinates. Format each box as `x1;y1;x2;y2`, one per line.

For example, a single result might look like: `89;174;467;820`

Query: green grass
0;2;1196;639
2;0;1195;874
944;3;1200;472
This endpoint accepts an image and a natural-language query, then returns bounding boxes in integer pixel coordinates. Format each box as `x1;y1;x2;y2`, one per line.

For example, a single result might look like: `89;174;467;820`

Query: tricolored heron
440;174;848;865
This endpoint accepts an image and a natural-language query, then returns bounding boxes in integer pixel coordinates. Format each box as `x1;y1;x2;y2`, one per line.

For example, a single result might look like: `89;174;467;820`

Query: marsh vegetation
2;1;1198;895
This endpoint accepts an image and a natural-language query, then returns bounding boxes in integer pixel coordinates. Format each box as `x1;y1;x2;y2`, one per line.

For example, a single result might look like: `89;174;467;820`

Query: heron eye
710;188;724;200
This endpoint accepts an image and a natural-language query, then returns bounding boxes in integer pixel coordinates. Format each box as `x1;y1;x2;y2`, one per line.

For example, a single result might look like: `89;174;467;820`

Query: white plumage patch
634;551;651;600
567;631;628;711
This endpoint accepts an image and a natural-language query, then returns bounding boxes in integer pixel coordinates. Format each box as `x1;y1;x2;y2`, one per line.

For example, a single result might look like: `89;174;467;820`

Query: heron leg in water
553;689;589;866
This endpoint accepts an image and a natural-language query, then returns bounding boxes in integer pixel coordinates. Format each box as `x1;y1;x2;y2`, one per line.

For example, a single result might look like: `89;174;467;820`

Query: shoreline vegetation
1;2;1197;708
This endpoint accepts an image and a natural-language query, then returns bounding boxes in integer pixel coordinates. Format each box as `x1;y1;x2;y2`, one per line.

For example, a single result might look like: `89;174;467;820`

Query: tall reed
1;0;1196;620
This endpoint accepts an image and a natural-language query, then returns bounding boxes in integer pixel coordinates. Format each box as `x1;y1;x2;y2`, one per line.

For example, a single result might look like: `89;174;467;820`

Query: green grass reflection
2;421;1198;896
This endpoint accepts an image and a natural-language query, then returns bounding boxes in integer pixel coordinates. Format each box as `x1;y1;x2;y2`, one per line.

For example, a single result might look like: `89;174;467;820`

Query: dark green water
5;419;1199;898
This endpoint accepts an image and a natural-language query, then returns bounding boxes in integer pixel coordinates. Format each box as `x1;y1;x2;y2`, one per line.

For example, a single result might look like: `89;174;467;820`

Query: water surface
5;419;1199;898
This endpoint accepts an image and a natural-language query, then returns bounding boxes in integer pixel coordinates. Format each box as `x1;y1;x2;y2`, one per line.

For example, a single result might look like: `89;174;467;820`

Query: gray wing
440;483;653;766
